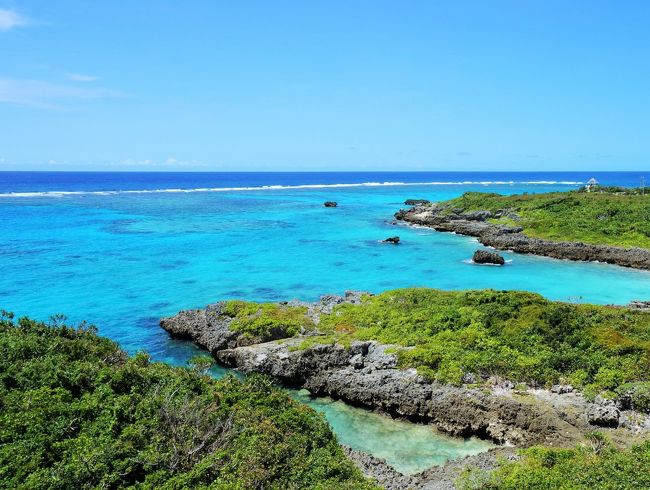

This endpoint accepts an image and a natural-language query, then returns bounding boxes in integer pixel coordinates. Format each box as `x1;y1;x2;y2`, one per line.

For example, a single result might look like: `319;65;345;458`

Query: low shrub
616;382;650;413
315;288;650;391
435;190;650;248
458;440;650;490
0;314;375;489
222;300;314;341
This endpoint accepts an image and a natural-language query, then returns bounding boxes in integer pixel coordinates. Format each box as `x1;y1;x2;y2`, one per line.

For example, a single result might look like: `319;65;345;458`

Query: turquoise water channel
293;390;493;474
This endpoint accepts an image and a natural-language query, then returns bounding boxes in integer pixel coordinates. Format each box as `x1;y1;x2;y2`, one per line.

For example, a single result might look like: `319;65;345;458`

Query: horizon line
1;169;649;174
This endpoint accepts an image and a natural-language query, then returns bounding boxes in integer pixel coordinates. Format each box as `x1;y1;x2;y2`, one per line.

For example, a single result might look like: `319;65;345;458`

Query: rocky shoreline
343;446;517;490
160;293;648;443
160;292;650;487
394;203;650;270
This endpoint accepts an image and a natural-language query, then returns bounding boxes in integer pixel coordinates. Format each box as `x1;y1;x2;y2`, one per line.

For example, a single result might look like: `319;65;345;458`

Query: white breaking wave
0;180;583;198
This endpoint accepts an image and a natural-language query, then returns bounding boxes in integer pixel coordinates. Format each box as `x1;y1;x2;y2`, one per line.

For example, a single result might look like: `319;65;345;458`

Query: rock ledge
395;203;650;270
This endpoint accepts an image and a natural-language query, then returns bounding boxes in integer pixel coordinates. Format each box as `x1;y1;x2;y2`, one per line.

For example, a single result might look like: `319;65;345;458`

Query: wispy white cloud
0;77;123;109
163;157;205;167
0;9;28;31
117;157;206;168
67;73;99;82
119;159;154;167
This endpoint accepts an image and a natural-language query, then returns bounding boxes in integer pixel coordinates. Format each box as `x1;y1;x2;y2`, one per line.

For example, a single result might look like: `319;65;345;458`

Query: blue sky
0;1;649;171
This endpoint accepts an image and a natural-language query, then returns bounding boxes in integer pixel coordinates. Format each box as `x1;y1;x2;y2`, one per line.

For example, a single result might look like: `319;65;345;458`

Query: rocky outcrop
216;338;584;446
472;250;505;265
314;290;366;314
550;384;574;394
159;303;241;354
383;236;400;244
161;294;649;457
342;447;418;490
627;300;650;312
404;199;430;206
395;204;650;270
587;397;621;427
324;201;338;207
160;291;368;353
160;296;619;448
343;446;517;490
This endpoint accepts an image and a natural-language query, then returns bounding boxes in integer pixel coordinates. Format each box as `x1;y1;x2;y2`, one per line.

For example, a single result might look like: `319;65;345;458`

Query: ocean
1;170;648;473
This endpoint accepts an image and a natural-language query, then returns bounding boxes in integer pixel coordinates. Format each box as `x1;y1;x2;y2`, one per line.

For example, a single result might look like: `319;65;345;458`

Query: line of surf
0;180;584;198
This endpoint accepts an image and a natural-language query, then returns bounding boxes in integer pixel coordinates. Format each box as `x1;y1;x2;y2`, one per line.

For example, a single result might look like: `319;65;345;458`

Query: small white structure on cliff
586;177;599;192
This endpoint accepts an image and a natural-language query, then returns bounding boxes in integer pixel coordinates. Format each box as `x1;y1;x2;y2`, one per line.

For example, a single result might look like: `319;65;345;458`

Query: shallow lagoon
292;390;494;474
1;172;649;472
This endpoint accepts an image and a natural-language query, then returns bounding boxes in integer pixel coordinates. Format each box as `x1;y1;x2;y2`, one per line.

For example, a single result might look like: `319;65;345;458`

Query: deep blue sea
2;170;649;473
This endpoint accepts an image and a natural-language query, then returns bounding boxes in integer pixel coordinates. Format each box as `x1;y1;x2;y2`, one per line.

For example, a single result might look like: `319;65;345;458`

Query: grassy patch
314;288;650;392
459;439;650;489
435;188;650;248
294;333;356;352
222;300;315;341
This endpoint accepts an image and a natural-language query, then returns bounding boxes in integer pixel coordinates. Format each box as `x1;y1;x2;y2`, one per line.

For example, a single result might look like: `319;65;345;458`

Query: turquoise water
2;172;649;472
292;390;493;475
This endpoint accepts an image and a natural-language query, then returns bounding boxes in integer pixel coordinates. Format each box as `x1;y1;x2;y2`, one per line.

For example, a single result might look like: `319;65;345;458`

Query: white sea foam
0;180;583;198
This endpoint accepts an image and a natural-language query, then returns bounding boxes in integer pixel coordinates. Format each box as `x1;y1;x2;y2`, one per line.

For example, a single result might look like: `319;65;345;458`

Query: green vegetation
616;382;650;413
321;289;650;394
0;312;376;489
227;289;650;396
436;189;650;248
222;300;315;341
459;438;650;490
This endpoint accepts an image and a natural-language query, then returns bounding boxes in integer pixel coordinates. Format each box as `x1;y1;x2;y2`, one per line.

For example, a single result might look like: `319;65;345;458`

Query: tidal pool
292;390;494;475
206;359;495;474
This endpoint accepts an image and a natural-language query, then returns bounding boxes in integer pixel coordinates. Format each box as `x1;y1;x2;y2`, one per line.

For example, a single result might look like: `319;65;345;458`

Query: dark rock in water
472;250;505;265
404;199;430;206
383;236;400;244
324;201;338;207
